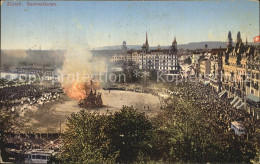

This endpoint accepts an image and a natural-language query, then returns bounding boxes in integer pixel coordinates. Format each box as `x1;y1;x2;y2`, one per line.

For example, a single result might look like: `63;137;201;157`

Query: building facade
221;31;259;119
198;31;259;119
138;34;180;74
109;33;180;74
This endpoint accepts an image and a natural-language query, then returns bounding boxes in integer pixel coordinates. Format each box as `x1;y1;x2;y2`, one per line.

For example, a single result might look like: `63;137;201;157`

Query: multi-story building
108;32;180;74
206;48;226;92
198;31;259;119
138;33;180;74
220;31;259;119
192;52;204;64
131;51;141;64
199;57;211;79
110;53;126;64
139;50;179;73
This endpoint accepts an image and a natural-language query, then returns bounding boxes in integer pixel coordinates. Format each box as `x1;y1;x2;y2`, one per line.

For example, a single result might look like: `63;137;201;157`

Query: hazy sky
1;0;259;49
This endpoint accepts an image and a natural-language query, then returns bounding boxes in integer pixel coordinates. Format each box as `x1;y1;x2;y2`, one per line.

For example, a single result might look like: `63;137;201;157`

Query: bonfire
64;80;103;108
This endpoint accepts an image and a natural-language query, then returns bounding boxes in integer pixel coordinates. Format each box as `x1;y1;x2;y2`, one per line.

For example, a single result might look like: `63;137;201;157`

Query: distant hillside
177;41;228;50
92;45;141;50
94;41;258;50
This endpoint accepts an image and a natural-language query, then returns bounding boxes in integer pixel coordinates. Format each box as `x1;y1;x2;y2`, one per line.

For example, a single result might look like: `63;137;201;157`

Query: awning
246;94;260;103
218;91;227;98
204;81;210;86
237;103;245;110
210;78;218;83
230;97;239;105
233;99;242;108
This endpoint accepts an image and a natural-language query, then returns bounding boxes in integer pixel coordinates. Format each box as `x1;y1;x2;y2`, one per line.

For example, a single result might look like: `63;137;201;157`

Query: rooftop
25;149;55;155
231;121;245;130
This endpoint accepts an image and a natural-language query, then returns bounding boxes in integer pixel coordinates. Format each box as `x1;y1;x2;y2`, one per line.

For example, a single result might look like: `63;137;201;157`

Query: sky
1;0;259;50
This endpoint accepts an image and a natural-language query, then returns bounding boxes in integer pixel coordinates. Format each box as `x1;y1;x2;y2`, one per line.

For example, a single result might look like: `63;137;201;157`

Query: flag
254;36;260;43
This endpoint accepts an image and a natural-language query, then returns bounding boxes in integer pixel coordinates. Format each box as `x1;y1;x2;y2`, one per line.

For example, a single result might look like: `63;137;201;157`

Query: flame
64;82;86;100
64;80;101;101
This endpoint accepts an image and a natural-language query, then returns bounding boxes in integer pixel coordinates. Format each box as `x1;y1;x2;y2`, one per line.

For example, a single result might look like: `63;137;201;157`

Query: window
36;155;41;159
41;155;47;160
32;155;36;159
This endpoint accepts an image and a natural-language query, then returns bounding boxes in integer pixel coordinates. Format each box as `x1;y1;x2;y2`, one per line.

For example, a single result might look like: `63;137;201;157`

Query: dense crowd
5;132;61;150
163;81;259;136
0;83;63;113
0;85;41;107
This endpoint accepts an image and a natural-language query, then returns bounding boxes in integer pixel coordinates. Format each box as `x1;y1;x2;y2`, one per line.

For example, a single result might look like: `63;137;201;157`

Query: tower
236;31;243;65
122;40;127;52
145;31;148;47
237;31;242;43
142;31;149;53
170;36;179;74
171;36;177;54
228;31;232;47
205;44;208;50
246;37;248;46
225;31;233;65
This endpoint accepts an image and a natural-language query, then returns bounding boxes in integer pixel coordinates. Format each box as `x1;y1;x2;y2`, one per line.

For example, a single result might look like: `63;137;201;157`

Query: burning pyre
78;80;103;108
64;80;103;108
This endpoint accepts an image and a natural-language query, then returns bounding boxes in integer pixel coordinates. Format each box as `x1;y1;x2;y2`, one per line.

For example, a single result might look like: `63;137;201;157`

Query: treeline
58;105;258;163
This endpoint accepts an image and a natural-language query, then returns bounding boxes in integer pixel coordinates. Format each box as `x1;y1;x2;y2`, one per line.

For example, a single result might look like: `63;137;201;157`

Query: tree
184;57;192;65
61;107;154;163
61;110;118;163
149;69;158;81
123;67;142;83
107;106;153;162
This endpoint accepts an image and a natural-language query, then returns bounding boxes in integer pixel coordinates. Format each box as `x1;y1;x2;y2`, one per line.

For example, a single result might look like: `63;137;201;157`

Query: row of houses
198;31;260;119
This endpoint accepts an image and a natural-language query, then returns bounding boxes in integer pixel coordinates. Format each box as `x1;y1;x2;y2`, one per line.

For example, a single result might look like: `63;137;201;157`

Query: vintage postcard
0;0;259;163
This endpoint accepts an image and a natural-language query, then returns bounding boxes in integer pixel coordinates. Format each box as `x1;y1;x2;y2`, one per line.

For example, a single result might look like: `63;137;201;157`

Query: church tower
228;31;232;48
145;31;149;47
225;31;233;65
142;31;149;53
171;36;177;54
237;31;242;43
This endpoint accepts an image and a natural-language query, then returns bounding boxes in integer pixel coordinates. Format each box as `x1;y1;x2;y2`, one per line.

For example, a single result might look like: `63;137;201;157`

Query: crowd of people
6;132;61;150
0;83;63;114
161;81;259;137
